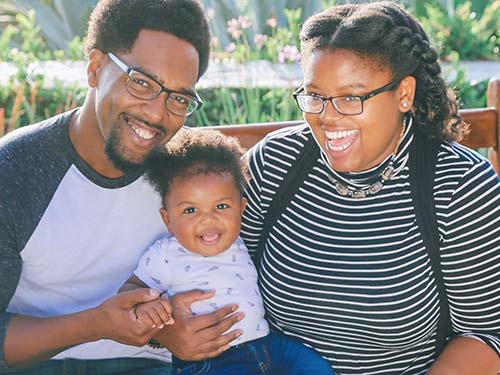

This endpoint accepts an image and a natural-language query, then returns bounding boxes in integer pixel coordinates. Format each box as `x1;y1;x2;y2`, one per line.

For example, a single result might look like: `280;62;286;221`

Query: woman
240;2;500;374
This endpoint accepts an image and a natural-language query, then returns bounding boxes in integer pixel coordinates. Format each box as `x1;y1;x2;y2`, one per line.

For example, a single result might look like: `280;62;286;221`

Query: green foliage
445;52;489;108
188;87;302;126
420;0;500;60
1;0;96;50
0;8;86;63
0;79;86;131
5;10;53;62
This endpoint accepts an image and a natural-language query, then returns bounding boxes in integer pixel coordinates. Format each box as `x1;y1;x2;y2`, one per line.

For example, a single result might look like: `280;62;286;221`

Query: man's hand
89;288;167;346
135;294;174;329
4;288;166;367
155;290;244;361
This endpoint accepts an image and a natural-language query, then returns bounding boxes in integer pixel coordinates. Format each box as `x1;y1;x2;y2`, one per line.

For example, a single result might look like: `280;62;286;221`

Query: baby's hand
135;293;174;329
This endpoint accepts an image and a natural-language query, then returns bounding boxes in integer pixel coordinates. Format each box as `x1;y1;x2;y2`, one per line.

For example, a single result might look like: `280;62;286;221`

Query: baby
122;128;334;375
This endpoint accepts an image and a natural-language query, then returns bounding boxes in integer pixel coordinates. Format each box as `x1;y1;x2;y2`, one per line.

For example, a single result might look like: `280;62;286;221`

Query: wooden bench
209;77;500;175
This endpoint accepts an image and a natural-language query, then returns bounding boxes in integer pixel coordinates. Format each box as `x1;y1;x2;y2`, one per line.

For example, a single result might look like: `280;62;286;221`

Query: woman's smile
324;129;359;153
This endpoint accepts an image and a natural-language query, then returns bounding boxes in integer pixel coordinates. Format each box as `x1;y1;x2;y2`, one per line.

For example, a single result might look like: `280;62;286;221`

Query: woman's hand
427;336;500;375
154;289;244;361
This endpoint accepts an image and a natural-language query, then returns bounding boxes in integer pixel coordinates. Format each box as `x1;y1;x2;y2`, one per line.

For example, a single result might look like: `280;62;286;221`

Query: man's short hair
85;0;210;79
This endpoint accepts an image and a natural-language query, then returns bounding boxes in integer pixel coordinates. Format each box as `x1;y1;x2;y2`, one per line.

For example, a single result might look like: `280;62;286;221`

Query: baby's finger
160;294;174;315
135;309;155;328
157;303;174;324
146;308;166;329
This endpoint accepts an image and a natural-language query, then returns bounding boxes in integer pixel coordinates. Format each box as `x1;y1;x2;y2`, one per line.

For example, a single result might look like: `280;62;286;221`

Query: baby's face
160;172;246;256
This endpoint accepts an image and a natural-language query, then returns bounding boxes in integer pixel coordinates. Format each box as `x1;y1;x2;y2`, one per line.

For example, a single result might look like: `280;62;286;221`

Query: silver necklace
327;123;406;199
327;157;396;199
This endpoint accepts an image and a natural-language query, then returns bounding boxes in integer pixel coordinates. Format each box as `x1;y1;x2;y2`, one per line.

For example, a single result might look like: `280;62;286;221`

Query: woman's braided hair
300;1;467;142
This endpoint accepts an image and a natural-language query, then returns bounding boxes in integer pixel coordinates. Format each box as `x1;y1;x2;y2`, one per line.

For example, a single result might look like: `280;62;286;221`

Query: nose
140;93;167;125
199;211;218;224
319;100;344;123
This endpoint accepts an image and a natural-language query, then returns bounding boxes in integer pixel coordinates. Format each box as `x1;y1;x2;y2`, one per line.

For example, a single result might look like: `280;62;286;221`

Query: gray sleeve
0;112;74;367
0;186;22;369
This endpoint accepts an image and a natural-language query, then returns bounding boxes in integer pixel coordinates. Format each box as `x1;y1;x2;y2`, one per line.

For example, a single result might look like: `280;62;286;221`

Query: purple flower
226;16;252;40
278;45;301;63
266;17;277;28
254;34;268;49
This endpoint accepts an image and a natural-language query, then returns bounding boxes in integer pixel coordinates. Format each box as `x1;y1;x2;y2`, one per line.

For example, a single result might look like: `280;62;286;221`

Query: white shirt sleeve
133;236;172;292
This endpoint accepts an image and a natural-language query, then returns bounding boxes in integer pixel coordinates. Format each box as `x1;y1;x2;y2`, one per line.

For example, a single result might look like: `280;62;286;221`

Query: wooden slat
486;78;500;173
460;108;497;149
204;120;303;150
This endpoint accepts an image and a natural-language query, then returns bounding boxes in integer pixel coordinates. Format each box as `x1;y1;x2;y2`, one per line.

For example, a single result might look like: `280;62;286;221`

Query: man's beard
104;128;148;175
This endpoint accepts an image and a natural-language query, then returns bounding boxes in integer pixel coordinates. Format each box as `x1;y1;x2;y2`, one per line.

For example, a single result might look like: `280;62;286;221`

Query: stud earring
402;102;409;108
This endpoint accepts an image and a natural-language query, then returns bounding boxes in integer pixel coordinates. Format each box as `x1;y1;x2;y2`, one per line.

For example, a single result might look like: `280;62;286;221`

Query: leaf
3;0;97;50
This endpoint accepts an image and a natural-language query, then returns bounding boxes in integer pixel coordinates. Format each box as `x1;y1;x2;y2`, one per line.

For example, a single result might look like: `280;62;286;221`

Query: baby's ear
240;197;247;212
159;208;173;234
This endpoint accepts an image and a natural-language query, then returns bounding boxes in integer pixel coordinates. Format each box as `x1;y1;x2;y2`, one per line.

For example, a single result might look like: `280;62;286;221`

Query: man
0;0;240;373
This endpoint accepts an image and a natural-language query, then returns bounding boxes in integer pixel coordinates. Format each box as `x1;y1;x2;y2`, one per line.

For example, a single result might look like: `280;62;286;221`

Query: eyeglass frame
107;52;203;117
293;78;402;116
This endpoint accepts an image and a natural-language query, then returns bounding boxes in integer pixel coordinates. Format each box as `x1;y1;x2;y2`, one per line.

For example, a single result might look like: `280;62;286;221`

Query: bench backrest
208;78;500;175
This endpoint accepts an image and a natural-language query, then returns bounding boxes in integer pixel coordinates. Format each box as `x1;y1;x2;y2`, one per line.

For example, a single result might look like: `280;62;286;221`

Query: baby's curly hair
146;128;248;205
300;1;467;142
85;0;210;79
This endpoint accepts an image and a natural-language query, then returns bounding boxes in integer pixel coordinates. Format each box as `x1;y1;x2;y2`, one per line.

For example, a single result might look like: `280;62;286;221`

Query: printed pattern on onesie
134;235;269;345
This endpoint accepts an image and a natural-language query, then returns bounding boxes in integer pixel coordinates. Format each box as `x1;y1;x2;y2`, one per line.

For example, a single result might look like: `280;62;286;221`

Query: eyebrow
306;82;368;92
175;196;237;207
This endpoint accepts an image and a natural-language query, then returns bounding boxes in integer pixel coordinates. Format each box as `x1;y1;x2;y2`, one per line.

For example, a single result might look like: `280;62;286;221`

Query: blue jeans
172;331;334;375
0;357;172;374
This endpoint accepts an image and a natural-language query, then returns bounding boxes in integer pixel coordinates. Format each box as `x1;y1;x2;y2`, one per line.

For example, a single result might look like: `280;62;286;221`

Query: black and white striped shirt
241;122;500;375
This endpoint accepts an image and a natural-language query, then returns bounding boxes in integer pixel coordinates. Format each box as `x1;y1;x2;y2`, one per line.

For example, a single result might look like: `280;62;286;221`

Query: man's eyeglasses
293;79;401;115
107;52;202;117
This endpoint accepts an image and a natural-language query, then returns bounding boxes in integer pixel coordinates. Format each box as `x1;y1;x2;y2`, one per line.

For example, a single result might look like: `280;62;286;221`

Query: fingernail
149;289;159;297
231;305;239;312
237;313;245;321
158;324;164;329
166;318;175;325
151;324;156;328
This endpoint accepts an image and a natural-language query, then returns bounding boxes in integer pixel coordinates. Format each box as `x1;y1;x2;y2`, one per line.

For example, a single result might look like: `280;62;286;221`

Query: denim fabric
0;357;172;375
173;331;334;375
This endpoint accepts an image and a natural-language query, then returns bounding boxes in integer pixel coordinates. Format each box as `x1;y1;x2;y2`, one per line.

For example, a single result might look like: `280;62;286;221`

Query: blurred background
0;0;499;132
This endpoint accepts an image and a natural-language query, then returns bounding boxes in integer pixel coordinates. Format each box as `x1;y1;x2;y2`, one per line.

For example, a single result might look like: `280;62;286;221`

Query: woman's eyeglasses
293;79;401;115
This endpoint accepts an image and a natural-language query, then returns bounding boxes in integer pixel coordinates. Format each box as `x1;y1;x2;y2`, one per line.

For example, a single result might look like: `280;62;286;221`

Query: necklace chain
327;158;395;199
327;121;406;199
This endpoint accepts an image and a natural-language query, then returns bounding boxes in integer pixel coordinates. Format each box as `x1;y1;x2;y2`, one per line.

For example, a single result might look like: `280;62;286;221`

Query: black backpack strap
253;131;319;268
409;128;452;355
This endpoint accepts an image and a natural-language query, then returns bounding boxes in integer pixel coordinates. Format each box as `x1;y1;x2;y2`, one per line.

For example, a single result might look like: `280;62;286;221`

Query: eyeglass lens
126;71;198;116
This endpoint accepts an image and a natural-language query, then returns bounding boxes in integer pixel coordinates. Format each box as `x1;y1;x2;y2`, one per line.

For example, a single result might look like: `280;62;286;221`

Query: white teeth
325;129;357;152
131;125;156;140
325;129;357;139
328;141;353;152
